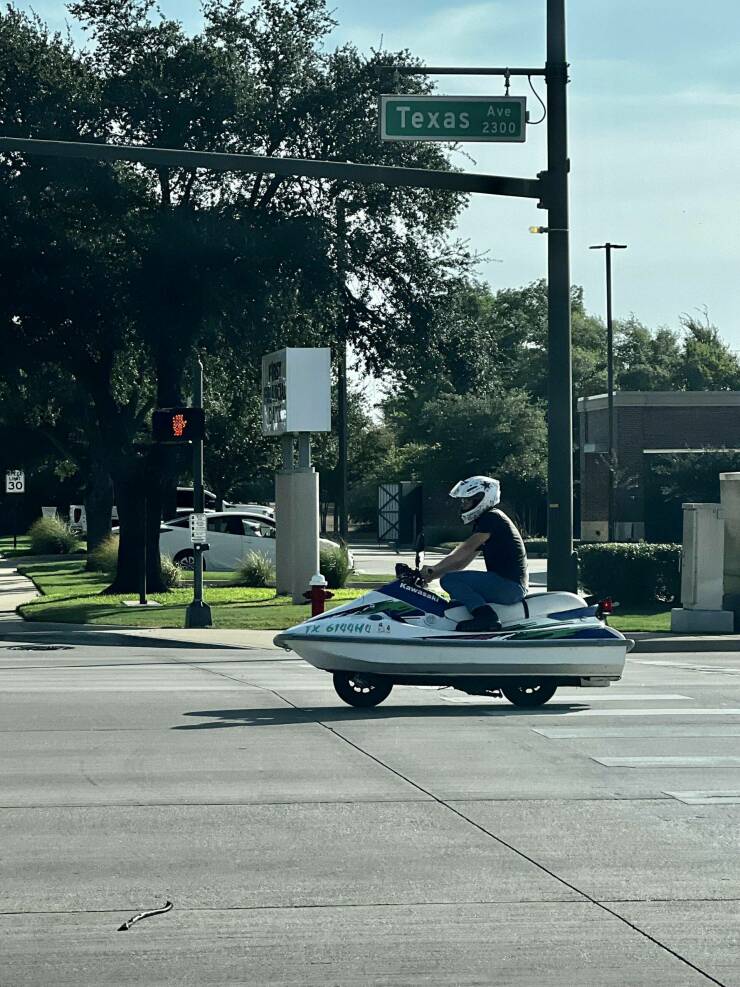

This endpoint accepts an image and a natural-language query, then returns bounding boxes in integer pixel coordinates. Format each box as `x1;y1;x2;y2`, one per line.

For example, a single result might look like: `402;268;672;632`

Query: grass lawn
16;559;368;629
0;535;33;558
609;608;671;633
177;569;389;589
16;557;674;633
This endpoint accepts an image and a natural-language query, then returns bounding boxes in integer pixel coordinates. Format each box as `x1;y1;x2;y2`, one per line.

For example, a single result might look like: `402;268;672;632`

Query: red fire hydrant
303;572;334;616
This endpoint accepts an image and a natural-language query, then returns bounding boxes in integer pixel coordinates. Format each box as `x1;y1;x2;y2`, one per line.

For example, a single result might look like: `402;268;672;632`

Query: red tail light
598;598;614;615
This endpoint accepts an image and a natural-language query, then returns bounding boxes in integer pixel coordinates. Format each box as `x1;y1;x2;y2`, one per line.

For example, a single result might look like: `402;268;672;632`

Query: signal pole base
185;601;213;628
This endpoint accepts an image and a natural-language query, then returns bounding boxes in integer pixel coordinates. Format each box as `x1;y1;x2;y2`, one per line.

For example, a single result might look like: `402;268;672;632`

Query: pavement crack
258;689;730;987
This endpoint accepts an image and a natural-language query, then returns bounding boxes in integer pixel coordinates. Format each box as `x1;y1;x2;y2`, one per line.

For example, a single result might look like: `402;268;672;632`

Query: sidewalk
0;560;38;614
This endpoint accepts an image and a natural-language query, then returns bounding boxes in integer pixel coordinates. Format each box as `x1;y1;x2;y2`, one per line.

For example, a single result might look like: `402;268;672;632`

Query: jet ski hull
273;580;631;701
274;631;629;681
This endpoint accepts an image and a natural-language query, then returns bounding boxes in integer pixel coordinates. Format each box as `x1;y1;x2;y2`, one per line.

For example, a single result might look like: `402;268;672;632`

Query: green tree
1;0;472;590
644;450;740;542
392;390;548;534
614;318;681;391
679;315;740;391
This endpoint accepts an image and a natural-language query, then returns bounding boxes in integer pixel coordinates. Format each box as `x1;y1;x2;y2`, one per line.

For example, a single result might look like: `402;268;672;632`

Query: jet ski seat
445;590;588;628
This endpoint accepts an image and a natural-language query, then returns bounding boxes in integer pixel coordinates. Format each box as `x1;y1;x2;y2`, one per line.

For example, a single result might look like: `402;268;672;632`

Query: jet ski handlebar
395;562;426;588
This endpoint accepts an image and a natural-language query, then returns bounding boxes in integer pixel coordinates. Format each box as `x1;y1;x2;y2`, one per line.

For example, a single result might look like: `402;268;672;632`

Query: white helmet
449;475;501;524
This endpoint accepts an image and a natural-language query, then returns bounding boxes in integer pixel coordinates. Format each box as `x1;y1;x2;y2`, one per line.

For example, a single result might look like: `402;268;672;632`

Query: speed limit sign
5;470;25;494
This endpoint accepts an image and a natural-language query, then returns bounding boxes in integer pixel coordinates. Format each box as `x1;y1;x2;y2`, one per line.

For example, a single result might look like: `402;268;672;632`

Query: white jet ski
274;559;633;709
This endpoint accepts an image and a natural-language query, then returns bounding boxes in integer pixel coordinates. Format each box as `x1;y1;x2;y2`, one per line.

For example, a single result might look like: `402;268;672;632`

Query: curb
629;633;740;654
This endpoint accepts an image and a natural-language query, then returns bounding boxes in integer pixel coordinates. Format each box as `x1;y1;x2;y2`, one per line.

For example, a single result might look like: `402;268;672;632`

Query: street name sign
189;512;208;545
5;469;25;493
380;95;526;143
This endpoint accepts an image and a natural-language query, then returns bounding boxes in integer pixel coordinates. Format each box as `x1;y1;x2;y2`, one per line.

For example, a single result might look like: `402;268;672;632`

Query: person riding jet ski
420;475;528;632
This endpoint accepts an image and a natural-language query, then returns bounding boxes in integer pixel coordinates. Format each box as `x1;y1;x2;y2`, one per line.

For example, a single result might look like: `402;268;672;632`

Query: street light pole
590;242;627;542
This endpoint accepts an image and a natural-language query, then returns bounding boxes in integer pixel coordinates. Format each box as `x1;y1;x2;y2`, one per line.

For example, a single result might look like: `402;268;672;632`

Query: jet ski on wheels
274;547;632;709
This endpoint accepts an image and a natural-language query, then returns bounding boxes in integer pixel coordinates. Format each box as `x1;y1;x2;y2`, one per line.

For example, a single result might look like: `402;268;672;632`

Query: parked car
174;486;274;520
159;511;351;571
223;502;274;518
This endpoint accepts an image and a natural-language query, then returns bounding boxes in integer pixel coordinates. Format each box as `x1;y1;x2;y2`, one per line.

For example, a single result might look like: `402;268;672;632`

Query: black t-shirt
472;509;528;587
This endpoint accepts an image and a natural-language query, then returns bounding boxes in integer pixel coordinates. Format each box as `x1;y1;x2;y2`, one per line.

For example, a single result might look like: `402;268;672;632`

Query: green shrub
577;542;681;606
28;516;79;555
88;534;119;573
320;543;351;589
237;551;275;587
159;553;182;590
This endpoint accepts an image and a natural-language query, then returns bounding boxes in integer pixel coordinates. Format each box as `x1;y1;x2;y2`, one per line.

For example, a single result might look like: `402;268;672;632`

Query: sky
18;0;740;349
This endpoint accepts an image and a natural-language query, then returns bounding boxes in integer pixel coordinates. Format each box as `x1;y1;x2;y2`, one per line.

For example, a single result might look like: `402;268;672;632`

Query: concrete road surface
3;618;740;985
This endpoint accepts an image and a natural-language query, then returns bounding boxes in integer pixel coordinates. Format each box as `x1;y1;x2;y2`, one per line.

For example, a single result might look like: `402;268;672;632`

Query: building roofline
577;391;740;412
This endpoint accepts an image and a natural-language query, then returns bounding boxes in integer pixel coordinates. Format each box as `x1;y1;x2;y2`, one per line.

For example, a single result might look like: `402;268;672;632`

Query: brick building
578;391;740;541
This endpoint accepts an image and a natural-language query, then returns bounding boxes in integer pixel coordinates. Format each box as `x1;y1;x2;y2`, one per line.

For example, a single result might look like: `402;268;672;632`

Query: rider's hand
420;565;436;583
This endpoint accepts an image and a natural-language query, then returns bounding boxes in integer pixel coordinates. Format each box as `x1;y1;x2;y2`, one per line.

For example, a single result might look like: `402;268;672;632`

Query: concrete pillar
275;463;319;603
721;472;740;625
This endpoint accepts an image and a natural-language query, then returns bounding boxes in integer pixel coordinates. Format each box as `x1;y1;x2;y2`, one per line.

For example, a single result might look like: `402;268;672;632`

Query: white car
223;502;274;518
159;511;352;571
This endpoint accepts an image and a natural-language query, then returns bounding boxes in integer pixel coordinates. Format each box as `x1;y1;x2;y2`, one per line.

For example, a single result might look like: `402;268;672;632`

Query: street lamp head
589;243;628;250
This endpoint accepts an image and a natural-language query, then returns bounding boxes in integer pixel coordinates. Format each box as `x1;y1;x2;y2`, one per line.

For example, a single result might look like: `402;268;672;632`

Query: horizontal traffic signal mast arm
378;65;546;76
0;137;546;203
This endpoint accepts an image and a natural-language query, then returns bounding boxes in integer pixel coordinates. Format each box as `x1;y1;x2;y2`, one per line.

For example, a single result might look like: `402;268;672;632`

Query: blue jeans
440;570;526;613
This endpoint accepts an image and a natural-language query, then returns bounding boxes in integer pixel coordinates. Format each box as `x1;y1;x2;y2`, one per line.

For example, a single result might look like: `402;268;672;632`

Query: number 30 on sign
5;470;25;493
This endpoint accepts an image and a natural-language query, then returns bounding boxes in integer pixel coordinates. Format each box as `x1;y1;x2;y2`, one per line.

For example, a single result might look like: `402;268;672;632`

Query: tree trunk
84;461;114;568
105;461;168;594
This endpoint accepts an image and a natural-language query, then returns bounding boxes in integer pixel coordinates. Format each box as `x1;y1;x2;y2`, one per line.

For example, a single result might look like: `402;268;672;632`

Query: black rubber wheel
174;551;206;571
333;672;393;708
501;681;557;708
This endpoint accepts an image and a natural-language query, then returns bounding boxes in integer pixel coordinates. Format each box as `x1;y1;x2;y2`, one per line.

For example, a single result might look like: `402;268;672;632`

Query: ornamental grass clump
87;534;119;574
28;516;79;555
237;551;275;588
89;534;180;588
159;553;182;590
320;544;351;589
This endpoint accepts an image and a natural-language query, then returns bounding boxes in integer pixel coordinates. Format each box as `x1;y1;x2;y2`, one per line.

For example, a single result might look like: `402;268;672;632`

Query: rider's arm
427;531;489;579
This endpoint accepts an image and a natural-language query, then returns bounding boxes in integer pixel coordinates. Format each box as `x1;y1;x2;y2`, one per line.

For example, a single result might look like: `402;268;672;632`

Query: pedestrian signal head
152;407;205;443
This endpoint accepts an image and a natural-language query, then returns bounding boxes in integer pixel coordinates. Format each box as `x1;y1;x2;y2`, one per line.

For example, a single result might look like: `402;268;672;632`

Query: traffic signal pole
185;357;212;628
545;0;576;590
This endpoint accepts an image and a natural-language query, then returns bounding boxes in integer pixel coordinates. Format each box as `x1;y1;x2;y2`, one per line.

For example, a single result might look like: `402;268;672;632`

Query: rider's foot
457;606;502;632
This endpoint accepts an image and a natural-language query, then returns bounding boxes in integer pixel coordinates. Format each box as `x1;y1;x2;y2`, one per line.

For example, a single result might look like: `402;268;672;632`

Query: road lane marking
533;726;740;739
550;708;740;717
632;659;740;674
665;790;740;805
551;693;691;702
440;692;691;705
592;756;740;767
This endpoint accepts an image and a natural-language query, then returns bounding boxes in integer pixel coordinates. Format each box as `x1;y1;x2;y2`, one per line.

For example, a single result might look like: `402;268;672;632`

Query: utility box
671;502;733;633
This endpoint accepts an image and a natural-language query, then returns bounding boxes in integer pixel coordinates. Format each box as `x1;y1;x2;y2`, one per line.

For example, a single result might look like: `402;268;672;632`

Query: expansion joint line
269;687;727;987
168;657;724;985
